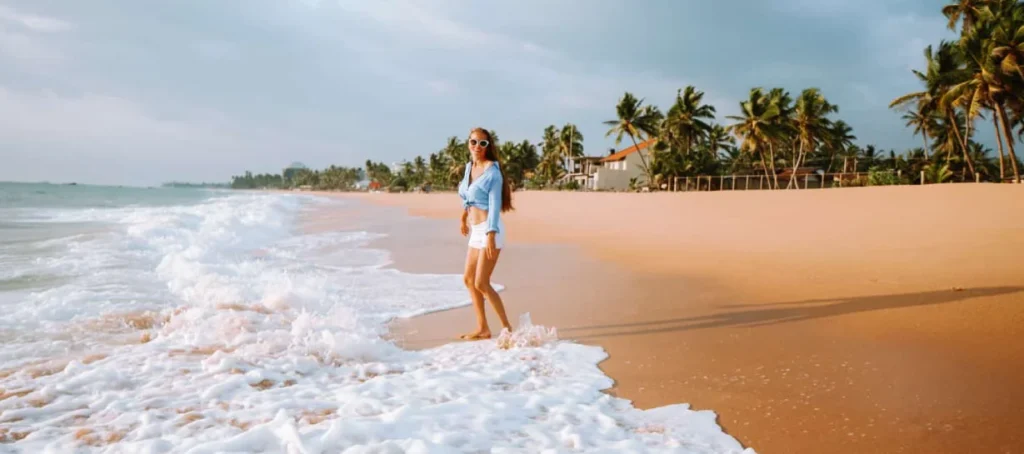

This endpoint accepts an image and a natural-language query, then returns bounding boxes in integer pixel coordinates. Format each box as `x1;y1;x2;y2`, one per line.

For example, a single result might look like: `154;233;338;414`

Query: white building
591;138;655;191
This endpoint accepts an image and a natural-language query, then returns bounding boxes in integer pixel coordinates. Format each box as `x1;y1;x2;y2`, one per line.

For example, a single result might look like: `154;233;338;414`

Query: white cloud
0;5;71;33
0;28;63;64
0;84;358;185
0;86;230;153
0;5;71;70
334;0;554;58
0;0;959;183
0;85;339;158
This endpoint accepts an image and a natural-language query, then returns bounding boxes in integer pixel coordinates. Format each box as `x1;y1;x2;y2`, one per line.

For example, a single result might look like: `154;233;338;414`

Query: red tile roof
601;138;657;163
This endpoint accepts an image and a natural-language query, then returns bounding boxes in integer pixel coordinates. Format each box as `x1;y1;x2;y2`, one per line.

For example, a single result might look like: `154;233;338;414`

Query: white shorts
468;219;506;250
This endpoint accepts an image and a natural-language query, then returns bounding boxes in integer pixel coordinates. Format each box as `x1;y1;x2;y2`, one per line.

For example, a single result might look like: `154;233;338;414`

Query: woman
456;127;514;340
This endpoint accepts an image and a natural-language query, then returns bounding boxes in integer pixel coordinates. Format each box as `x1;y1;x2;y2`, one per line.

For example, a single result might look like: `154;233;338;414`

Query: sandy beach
319;184;1024;454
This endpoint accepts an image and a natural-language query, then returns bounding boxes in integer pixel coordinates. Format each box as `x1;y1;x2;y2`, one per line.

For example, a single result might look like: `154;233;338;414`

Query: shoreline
295;193;756;452
307;185;1023;454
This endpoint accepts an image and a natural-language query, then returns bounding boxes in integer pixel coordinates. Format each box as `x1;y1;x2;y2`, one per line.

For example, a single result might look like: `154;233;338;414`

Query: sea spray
496;313;559;350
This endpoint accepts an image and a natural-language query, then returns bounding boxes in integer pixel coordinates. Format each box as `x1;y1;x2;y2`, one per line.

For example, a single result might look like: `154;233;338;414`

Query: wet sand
315;184;1024;454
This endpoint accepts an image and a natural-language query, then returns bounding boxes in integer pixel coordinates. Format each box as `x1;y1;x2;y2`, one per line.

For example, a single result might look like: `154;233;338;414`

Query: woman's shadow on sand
563;286;1024;339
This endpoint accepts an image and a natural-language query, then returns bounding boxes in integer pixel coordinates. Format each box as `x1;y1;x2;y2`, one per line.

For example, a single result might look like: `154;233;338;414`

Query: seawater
0;182;752;453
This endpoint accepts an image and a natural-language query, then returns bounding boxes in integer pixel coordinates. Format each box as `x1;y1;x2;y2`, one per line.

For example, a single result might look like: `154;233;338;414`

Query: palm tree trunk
922;131;930;159
949;111;976;176
788;140;806;189
628;133;654;189
758;149;771;188
993;112;1007;181
963;117;977;177
997;103;1021;183
768;141;780;189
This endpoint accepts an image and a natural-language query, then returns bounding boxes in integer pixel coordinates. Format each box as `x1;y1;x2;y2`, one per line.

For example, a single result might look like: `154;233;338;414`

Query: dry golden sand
316;184;1024;454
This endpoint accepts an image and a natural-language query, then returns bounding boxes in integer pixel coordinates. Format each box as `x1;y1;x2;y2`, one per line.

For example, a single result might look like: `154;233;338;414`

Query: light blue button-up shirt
458;161;503;234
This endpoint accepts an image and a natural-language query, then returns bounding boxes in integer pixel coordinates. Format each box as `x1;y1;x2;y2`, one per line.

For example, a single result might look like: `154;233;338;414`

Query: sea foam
0;192;754;453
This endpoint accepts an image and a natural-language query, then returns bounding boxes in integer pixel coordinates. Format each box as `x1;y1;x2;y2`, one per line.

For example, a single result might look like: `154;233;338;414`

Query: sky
0;0;967;186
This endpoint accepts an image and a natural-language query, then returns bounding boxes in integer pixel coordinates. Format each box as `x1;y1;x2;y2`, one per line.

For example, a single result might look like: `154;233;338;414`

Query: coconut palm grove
229;0;1024;192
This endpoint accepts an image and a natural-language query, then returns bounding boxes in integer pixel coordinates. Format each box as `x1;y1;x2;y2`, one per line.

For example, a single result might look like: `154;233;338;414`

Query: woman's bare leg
460;247;490;339
475;248;511;334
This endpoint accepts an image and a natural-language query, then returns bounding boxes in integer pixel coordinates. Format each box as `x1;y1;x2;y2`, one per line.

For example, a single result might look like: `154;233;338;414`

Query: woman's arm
485;167;502;234
459;162;471;236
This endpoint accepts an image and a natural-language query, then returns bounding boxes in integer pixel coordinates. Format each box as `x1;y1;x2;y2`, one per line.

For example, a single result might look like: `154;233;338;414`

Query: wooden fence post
975;172;981;183
920;170;925;184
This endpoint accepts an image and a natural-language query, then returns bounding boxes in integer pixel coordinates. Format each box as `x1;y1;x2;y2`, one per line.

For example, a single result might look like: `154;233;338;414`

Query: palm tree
891;42;974;175
823;120;856;173
559;123;584;174
728;88;783;188
661;86;717;156
986;0;1024;181
950;14;1018;179
718;146;749;176
516;140;540;187
788;88;837;188
901;105;936;158
769;88;797;187
604;92;663;188
943;0;991;35
968;141;999;180
540;125;560;173
536;149;565;185
413;156;427;186
498;141;520;187
993;109;1009;180
860;145;880;171
924;162;955;183
443;136;468;186
704;124;735;159
428;152;448;187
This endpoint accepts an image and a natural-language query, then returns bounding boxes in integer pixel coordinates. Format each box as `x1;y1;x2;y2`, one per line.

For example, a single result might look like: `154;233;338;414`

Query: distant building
592;139;655;191
562;156;605;190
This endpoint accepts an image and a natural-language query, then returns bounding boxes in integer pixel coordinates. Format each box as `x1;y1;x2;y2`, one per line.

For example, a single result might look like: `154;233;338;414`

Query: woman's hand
485;233;497;260
460;221;469;237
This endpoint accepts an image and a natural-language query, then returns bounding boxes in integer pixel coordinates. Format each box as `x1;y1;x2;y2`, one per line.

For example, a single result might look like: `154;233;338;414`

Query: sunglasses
469;139;490;148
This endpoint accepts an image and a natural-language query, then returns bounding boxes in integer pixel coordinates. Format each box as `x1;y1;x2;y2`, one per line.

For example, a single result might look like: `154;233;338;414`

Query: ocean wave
0;192;751;453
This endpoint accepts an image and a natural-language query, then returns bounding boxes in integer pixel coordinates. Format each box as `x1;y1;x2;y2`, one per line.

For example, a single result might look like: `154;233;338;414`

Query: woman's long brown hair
470;127;513;213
